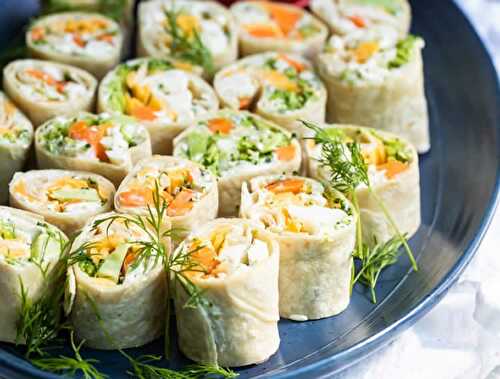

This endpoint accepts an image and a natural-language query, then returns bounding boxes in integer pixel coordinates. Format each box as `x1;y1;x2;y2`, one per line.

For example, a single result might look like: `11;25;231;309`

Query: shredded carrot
275;144;296;161
279;54;305;72
264;2;302;36
122;251;136;274
348;15;366;28
261;70;298;91
118;187;153;207
97;34;114;43
73;34;86;47
127;99;157;121
25;69;66;93
266;178;305;194
167;189;194;217
377;160;408;179
354;41;380;63
189;245;220;274
31;27;45;41
244;24;284;38
207;118;234;134
239;97;252;110
68;120;108;162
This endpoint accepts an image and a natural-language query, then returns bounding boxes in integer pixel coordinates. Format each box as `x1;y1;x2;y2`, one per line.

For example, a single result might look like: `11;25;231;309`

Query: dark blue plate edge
0;0;499;378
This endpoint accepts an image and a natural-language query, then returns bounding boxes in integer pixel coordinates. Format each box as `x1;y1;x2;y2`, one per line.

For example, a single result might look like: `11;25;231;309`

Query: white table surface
334;1;500;378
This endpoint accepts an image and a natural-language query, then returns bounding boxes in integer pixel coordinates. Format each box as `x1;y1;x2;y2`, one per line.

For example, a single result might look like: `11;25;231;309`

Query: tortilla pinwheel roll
173;218;280;367
0;206;67;344
214;52;327;137
138;0;238;75
26;12;123;80
35;112;152;186
240;175;356;320
230;1;328;58
0;92;33;205
2;59;97;127
65;212;170;350
9;170;115;235
310;0;411;37
173;110;301;216
98;58;219;155
305;124;420;244
317;34;430;153
116;156;218;240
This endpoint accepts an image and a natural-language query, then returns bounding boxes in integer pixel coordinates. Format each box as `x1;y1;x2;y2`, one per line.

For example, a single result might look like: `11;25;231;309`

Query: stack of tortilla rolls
230;0;328;58
173;110;301;216
214;52;327;137
98;58;219;155
305;124;421;244
241;175;356;320
3;59;97;127
9;169;115;235
27;12;123;80
0;92;33;205
65;212;169;349
0;206;67;344
173;218;280;366
35;112;152;186
115;155;218;240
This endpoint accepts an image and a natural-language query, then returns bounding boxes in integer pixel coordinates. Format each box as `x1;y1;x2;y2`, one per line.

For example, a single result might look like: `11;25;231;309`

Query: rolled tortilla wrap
305;124;420;244
9;169;115;236
137;0;238;76
240;175;356;320
173;218;280;367
27;12;123;80
310;0;411;37
35;112;152;186
173;110;301;216
116;155;218;241
98;58;219;155
214;52;327;137
0;92;33;205
2;59;97;127
66;211;169;349
230;1;328;59
0;206;67;344
317;34;430;153
48;0;136;47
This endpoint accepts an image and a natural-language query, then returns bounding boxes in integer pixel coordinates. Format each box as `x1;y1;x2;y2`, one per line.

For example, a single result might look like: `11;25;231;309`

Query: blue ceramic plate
0;0;499;378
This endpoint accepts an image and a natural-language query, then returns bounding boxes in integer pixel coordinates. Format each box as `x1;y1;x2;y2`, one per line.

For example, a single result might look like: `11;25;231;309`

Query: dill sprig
303;120;418;302
31;331;106;379
126;354;238;379
16;236;71;358
164;8;214;75
352;237;403;303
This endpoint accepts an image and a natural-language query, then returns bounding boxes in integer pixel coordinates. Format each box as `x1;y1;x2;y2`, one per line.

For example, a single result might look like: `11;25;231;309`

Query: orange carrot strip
279;54;305;72
377;160;408;179
244;24;283;38
348;15;366;28
239;97;252;110
275;144;296;161
167;189;194;217
129;103;157;121
68;120;108;162
266;178;305;194
31;27;45;41
207;118;234;134
118;187;153;207
265;3;302;35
